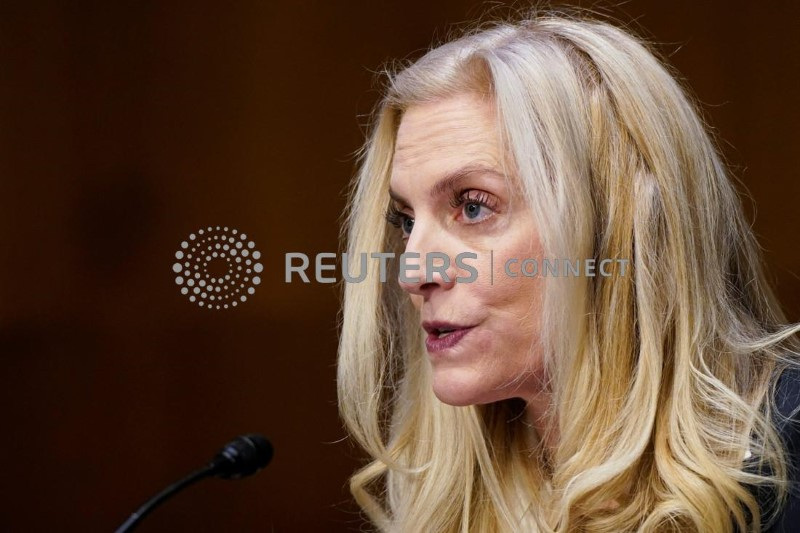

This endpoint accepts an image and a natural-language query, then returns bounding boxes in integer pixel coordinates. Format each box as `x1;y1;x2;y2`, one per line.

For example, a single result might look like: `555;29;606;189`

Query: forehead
391;93;501;173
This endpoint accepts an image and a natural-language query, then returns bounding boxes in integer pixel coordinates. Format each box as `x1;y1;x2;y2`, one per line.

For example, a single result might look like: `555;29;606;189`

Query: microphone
115;434;273;532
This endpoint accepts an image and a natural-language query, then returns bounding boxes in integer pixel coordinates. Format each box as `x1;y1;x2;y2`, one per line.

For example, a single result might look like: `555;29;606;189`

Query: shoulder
773;365;800;447
759;365;800;532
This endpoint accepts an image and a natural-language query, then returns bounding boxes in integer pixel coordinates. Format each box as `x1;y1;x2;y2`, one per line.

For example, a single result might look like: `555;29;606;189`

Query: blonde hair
337;7;800;532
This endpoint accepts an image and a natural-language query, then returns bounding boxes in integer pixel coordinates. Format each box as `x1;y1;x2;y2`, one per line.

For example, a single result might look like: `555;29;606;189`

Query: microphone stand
114;434;272;532
115;463;216;533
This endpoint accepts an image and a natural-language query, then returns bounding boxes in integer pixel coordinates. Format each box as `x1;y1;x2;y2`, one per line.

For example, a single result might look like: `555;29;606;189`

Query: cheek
473;276;542;340
476;240;544;347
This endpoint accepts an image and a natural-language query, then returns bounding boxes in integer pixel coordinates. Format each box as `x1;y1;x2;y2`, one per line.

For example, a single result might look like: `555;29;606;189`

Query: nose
397;225;457;297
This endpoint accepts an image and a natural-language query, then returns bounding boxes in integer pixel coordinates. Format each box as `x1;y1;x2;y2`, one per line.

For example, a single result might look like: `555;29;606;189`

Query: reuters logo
172;226;263;310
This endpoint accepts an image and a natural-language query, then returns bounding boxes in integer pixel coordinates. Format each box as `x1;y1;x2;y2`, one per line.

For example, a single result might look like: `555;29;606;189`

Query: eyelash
383;205;407;229
383;189;498;235
448;188;496;212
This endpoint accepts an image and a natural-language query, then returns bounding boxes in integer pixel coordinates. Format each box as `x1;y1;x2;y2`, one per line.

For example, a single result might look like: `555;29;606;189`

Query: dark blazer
755;366;800;532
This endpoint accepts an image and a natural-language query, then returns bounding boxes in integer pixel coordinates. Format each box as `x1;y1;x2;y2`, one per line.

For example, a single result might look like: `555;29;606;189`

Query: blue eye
385;206;414;237
384;189;497;239
402;216;415;235
464;202;484;220
451;190;497;223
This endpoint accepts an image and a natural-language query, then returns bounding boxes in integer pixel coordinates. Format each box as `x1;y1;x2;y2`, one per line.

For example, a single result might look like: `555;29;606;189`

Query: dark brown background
0;1;797;531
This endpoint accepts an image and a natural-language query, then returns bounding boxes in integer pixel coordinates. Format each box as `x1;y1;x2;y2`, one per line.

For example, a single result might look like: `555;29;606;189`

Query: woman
337;9;800;532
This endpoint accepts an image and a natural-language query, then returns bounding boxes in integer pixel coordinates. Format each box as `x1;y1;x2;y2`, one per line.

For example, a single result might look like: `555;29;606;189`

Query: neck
523;393;558;458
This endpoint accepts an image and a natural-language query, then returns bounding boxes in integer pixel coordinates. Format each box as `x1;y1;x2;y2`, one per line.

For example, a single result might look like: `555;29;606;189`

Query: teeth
437;329;455;338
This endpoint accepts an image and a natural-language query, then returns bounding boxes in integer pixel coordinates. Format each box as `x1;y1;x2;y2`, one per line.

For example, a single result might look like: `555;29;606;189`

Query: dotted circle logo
172;226;263;309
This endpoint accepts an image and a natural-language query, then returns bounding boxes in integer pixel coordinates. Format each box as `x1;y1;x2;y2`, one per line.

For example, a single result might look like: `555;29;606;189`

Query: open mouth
422;320;474;336
423;323;477;354
434;327;459;339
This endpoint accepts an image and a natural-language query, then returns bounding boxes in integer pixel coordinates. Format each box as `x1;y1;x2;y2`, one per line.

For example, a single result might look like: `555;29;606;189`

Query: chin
430;367;502;406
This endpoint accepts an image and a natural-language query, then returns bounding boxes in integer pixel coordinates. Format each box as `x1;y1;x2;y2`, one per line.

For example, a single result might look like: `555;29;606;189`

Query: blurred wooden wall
0;1;797;531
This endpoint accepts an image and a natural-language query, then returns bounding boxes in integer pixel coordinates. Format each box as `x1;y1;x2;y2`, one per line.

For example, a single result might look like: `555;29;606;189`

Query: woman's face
389;92;546;407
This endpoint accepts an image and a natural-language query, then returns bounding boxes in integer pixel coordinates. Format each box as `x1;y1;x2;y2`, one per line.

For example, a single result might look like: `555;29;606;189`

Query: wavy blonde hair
337;7;800;532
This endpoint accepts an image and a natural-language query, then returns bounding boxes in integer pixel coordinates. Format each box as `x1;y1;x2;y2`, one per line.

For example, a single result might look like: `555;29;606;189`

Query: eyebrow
388;164;505;207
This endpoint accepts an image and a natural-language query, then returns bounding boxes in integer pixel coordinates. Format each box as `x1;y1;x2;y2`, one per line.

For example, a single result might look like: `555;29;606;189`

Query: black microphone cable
115;433;273;533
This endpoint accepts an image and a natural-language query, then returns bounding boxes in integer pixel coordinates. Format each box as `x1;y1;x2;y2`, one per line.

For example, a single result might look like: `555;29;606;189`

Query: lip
422;320;474;335
422;321;476;354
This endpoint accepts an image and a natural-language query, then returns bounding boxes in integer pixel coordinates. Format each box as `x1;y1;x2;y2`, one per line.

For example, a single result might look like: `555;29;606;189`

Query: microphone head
211;433;273;479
